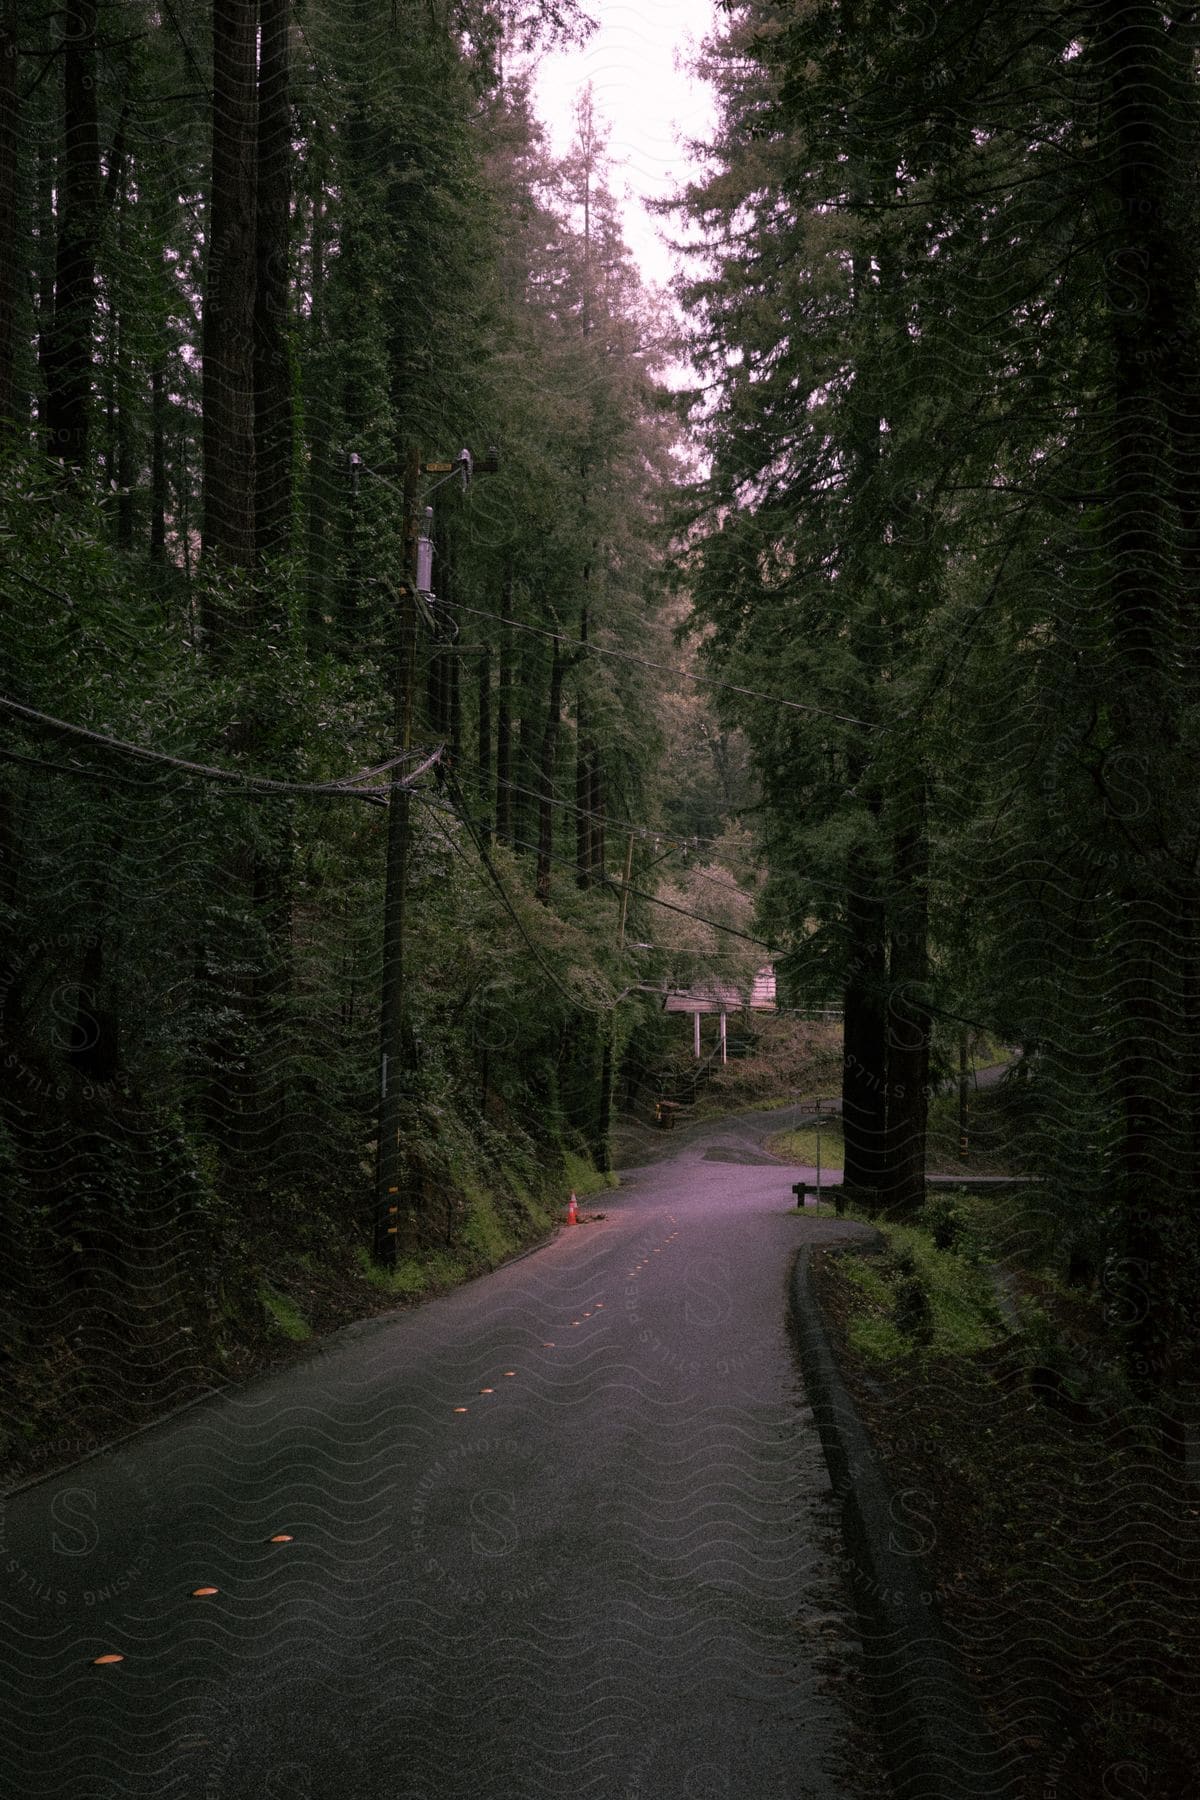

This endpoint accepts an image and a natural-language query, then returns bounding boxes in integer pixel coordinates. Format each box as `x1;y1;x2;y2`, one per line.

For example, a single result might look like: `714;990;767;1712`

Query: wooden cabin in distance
663;965;777;1059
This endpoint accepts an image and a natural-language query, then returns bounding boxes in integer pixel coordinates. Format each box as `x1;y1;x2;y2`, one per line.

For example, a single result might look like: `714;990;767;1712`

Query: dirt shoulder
810;1231;1200;1800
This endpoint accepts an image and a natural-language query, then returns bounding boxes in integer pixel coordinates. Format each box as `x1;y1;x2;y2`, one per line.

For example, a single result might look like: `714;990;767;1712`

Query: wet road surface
2;1112;881;1799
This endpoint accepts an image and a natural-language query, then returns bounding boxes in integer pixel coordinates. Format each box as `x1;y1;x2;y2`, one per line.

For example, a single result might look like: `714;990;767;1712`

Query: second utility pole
374;447;420;1267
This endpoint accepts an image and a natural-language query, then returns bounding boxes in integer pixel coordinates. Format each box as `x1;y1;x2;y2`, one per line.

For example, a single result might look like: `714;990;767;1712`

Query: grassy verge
832;1218;1002;1362
765;1119;845;1167
769;1088;1024;1178
258;1284;314;1342
811;1191;1200;1800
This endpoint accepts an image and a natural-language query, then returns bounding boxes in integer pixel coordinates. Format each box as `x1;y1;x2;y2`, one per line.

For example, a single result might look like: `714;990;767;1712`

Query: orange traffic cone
567;1191;578;1226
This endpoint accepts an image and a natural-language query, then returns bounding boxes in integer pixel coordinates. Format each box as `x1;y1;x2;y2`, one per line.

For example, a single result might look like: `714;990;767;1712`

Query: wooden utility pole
374;448;420;1267
372;444;497;1265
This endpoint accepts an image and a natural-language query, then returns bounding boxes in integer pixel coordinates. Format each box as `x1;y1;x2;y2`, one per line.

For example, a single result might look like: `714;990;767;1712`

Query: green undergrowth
664;1016;844;1118
0;1099;609;1481
826;1210;1004;1364
968;1033;1012;1072
354;1249;433;1297
258;1284;313;1342
352;1143;606;1304
562;1150;618;1198
812;1188;1200;1797
767;1087;1022;1178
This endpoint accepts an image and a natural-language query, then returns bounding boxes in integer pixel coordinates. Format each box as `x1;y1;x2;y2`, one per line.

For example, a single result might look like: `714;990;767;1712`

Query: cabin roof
662;965;776;1014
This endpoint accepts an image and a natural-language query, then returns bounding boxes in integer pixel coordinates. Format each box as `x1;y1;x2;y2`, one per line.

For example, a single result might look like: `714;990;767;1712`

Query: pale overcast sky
530;0;721;293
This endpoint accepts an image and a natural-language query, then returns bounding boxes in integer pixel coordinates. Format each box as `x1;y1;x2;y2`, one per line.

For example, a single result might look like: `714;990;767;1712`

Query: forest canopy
672;0;1200;1391
0;0;745;1441
2;0;1198;1456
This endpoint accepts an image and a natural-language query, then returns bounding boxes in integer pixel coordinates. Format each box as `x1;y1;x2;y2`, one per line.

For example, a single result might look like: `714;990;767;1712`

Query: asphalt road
2;1114;880;1800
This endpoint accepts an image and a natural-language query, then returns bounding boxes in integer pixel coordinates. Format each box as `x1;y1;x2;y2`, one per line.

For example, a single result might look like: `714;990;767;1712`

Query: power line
609;874;777;951
479;770;858;900
0;697;441;804
488;770;677;846
438;597;875;729
419;787;780;956
422;779;630;1016
498;819;773;946
429;790;997;1024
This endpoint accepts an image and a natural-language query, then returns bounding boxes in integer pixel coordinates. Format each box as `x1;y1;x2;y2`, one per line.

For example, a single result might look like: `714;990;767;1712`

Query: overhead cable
437;598;875;729
0;697;441;804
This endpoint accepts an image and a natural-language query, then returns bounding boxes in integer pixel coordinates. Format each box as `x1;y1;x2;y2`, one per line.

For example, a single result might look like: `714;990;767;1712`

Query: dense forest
0;0;767;1449
675;0;1200;1405
2;0;1199;1452
4;3;1200;1794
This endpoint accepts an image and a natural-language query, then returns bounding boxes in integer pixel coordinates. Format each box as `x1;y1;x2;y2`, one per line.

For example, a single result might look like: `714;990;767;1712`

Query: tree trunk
69;933;119;1085
1099;0;1196;1391
202;0;258;584
149;350;167;562
177;412;193;580
576;604;591;885
841;848;887;1203
251;0;297;1157
477;644;492;836
42;0;101;470
595;1024;613;1173
536;637;563;904
103;307;117;494
495;587;512;844
33;133;54;405
587;742;604;879
882;768;930;1219
513;633;539;856
254;0;292;567
0;0;20;439
102;106;131;543
305;173;331;641
114;206;134;551
115;334;134;549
